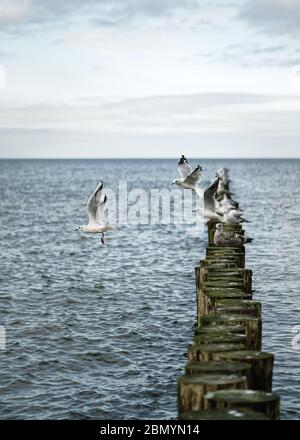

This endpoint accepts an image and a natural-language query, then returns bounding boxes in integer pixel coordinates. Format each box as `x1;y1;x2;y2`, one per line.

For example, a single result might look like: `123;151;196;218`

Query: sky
0;0;300;158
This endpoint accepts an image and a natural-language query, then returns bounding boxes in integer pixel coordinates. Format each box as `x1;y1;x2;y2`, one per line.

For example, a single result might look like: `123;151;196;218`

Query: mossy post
188;342;246;362
204;389;280;420
179;408;270;420
214;351;274;392
185;361;251;379
200;314;262;351
177;374;247;414
176;174;280;419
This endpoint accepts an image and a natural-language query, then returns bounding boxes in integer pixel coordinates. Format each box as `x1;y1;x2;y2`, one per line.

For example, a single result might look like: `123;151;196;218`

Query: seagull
223;209;249;224
74;180;115;244
214;223;253;246
193;175;224;222
172;155;203;197
216;177;232;197
203;175;224;222
217;193;240;212
217;167;230;185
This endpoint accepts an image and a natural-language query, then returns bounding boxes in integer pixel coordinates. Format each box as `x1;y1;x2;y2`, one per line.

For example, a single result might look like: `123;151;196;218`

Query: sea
0;158;299;420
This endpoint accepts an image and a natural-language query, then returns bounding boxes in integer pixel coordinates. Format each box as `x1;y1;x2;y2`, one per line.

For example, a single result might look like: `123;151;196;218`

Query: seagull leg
101;233;105;245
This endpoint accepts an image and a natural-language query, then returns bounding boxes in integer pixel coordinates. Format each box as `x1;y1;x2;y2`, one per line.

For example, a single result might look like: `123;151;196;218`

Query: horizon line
0;157;299;160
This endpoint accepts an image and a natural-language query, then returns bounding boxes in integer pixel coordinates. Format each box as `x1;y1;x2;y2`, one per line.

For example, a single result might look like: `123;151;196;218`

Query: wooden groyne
177;180;280;420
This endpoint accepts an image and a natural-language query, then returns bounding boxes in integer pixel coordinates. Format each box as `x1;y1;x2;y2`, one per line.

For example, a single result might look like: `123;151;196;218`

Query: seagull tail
240;218;250;223
245;237;254;243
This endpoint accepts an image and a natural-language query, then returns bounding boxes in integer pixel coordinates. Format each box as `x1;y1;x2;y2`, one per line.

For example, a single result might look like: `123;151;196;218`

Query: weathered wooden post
200;314;262;351
214;350;274;392
185;361;251;379
177;374;247;414
201;289;252;317
188;342;246;362
176;174;280;420
212;299;261;317
195;324;246;336
179;408;270;420
204;389;280;420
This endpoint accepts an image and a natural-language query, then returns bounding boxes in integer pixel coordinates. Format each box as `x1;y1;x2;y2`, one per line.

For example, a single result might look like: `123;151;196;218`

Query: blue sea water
0;158;299;420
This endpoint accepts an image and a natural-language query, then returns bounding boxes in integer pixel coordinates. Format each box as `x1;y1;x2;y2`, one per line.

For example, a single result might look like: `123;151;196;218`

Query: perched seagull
217;193;240;212
74;180;115;244
172;155;203;197
216;178;232;197
217;167;230;185
216;195;243;217
214;223;253;246
223;209;249;224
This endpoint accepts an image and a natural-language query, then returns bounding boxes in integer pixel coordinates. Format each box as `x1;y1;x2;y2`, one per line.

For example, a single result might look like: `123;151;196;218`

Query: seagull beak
74;227;79;231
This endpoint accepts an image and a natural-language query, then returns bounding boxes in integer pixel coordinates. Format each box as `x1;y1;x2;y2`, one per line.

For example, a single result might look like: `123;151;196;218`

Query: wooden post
200;259;239;269
200;314;262;351
195;324;246;336
195;266;252;321
212;300;261;317
193;333;246;345
201;290;252;318
204;389;280;420
177;374;247;414
214;350;274;392
179;408;270;420
185;360;251;379
206;248;245;269
188;342;246;362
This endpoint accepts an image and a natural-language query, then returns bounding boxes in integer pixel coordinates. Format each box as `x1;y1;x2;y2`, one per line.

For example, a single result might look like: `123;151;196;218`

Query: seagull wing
204;176;220;212
86;180;103;224
185;165;203;185
177;155;192;178
95;194;107;225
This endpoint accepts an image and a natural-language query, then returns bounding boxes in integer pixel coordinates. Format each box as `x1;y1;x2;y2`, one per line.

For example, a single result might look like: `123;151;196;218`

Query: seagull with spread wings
74;180;115;244
172;155;203;197
203;175;224;222
193;175;224;222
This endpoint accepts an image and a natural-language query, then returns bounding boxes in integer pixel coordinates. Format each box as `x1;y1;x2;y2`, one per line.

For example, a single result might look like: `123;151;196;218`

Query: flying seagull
74;180;115;244
214;223;253;246
172;155;203;197
193;175;224;222
203;175;224;222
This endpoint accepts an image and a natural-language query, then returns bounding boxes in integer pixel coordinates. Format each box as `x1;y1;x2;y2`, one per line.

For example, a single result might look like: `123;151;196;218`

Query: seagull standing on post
214;223;253;246
223;209;249;224
74;180;115;244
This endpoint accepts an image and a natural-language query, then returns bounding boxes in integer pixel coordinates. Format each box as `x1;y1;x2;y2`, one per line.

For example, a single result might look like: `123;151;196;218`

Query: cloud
0;0;30;23
1;93;300;135
0;0;204;29
205;41;300;69
241;0;300;37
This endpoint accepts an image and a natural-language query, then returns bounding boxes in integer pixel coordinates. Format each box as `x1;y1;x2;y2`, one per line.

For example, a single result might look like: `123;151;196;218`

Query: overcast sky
1;0;300;158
